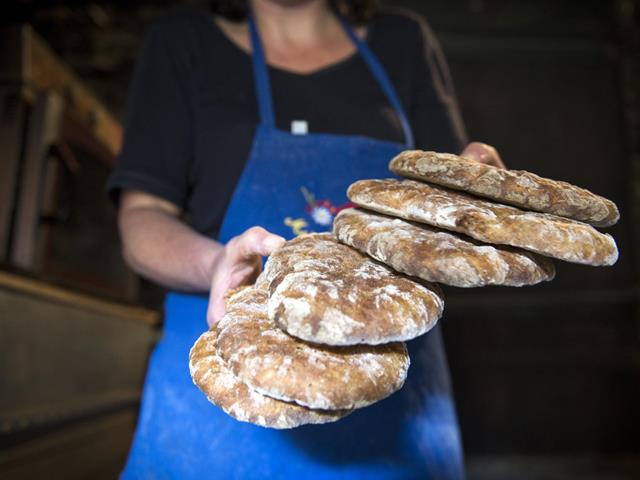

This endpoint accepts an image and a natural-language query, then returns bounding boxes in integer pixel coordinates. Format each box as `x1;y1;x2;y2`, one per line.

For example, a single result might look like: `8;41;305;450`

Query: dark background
1;0;639;477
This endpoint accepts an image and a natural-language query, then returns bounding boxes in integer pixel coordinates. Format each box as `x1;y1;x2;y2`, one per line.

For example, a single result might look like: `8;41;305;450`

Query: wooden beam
0;389;140;435
10;92;63;270
0;88;27;259
0;410;136;479
61;109;116;167
0;25;122;159
0;269;160;326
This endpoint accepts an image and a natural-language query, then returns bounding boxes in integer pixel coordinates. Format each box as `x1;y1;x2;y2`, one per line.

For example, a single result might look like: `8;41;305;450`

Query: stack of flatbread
189;285;410;429
189;232;437;428
337;150;618;286
190;150;619;429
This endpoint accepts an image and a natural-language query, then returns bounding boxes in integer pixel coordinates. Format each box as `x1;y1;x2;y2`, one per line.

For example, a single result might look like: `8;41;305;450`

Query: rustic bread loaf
389;150;620;227
216;286;410;410
189;327;349;429
261;233;444;345
348;179;618;266
333;208;556;287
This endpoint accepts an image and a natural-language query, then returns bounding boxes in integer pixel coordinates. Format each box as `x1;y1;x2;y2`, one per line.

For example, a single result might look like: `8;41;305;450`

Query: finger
244;255;263;285
260;233;286;255
208;228;284;327
228;262;261;288
207;270;237;328
207;256;262;327
461;142;505;169
207;305;221;328
207;283;227;327
228;227;286;262
461;141;492;161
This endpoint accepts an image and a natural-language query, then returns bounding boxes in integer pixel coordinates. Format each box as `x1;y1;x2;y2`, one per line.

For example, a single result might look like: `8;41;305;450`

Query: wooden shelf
0;269;159;326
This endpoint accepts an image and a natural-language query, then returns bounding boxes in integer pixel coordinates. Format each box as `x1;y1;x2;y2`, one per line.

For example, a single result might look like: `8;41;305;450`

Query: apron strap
247;13;415;148
248;14;276;128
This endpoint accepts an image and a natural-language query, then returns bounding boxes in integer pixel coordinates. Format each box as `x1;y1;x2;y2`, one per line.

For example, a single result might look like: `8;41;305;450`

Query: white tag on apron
291;120;308;135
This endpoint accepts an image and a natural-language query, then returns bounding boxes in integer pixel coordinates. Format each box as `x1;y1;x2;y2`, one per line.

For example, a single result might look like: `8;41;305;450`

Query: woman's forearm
119;204;221;292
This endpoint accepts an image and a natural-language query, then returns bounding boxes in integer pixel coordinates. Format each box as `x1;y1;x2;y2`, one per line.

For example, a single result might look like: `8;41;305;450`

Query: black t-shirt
107;6;467;239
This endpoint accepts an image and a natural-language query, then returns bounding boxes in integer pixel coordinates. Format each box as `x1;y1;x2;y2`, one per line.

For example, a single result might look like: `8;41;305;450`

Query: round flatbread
334;208;556;287
189;328;350;429
390;150;619;227
261;233;444;345
216;286;410;410
348;179;618;266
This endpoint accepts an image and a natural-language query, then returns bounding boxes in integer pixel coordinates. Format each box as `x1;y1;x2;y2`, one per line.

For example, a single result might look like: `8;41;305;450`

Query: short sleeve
107;20;194;207
409;14;468;153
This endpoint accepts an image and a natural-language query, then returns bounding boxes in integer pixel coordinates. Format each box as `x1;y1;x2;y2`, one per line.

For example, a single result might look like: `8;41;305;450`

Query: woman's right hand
206;226;285;327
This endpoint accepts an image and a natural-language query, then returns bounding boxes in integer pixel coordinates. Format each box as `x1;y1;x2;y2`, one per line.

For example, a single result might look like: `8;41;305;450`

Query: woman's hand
461;142;506;169
207;226;285;327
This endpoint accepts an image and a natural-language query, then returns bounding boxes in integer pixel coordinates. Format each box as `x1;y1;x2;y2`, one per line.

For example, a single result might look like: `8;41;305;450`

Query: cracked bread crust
348;179;618;266
334;208;555;287
262;233;444;345
189;326;350;429
215;285;410;410
390;150;619;227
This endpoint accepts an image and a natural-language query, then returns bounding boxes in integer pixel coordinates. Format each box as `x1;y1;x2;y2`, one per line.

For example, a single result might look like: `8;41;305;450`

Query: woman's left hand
461;142;506;169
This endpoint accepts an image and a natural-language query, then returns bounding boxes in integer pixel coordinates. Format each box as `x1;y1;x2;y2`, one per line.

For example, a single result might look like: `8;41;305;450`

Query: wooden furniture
0;25;160;478
1;23;121;261
0;24;121;158
0;270;159;478
0;25;135;301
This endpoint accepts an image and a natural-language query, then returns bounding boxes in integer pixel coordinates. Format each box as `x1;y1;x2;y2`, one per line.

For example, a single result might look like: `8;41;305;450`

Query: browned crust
389;151;619;227
261;233;444;345
189;328;350;429
215;285;410;410
347;179;618;266
333;208;556;287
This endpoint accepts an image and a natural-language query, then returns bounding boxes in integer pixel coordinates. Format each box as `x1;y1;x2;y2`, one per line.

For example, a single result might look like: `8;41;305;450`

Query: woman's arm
119;190;220;291
119;189;284;325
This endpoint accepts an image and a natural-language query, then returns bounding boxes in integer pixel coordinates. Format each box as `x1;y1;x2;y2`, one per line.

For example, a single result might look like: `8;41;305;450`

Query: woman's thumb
231;227;285;259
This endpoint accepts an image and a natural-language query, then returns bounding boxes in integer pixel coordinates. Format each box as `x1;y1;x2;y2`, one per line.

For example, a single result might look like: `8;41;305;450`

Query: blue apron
122;15;465;480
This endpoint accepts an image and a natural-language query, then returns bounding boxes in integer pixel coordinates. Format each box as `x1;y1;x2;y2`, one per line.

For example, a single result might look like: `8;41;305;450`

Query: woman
108;0;503;477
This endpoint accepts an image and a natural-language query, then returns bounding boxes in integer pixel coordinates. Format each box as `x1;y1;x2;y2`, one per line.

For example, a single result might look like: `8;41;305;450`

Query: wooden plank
0;25;122;159
10;92;63;270
0;26;25;88
1;389;139;435
61;109;116;167
22;25;122;159
0;285;158;434
0;410;136;480
0;88;27;259
0;269;160;326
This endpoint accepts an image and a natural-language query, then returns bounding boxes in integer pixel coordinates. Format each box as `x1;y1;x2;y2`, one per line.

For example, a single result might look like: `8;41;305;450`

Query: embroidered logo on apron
284;187;353;236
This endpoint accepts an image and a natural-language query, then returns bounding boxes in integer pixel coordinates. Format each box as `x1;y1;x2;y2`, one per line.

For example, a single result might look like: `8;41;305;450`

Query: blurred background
0;0;638;478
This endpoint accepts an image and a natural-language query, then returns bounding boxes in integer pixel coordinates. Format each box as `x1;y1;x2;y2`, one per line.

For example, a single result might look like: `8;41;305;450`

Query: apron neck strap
248;13;276;128
247;13;415;149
